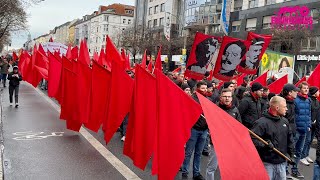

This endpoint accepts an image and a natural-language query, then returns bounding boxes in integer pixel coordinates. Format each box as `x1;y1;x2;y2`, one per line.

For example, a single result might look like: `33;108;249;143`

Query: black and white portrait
240;37;265;69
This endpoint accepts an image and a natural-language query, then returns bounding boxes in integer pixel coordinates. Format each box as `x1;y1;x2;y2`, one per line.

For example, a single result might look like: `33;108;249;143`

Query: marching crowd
164;71;319;180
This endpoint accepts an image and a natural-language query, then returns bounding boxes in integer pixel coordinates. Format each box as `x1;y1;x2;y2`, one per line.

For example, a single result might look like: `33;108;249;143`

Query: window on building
310;38;317;50
248;0;256;8
161;3;165;12
149;7;153;15
125;10;133;14
149;0;153;2
123;19;126;24
96;37;98;43
234;6;242;11
102;35;106;42
265;0;276;5
103;24;108;31
101;45;105;49
96;26;99;32
160;17;164;26
154;19;158;27
262;16;271;29
246;18;257;31
148;20;152;28
104;15;109;22
311;9;320;24
231;21;241;32
155;5;159;14
128;19;132;24
301;37;317;51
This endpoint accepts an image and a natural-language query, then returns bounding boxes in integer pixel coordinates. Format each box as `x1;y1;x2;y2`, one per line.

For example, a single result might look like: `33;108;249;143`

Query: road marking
32;84;141;180
12;131;64;141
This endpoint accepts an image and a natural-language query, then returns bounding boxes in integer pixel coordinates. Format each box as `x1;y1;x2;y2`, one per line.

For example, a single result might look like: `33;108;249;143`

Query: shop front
294;54;320;80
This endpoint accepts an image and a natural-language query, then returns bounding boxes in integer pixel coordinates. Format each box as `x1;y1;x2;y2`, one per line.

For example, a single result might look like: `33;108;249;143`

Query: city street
0;82;316;179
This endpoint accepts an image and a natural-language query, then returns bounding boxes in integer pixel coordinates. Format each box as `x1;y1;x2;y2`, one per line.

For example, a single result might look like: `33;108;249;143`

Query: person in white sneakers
7;66;22;108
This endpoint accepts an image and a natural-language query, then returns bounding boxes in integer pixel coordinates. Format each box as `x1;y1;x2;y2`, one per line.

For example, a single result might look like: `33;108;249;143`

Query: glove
266;140;274;150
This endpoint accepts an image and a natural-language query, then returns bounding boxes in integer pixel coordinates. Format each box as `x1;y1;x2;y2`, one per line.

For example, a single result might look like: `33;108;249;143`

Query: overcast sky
10;0;134;50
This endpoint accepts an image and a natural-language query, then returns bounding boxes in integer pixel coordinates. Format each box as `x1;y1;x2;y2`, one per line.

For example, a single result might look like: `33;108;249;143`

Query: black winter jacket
7;72;22;86
218;103;242;123
260;96;269;113
251;111;295;164
281;95;297;134
192;93;208;131
238;93;262;129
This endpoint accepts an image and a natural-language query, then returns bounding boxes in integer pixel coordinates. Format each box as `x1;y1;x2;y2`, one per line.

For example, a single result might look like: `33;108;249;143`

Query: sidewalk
0;83;126;180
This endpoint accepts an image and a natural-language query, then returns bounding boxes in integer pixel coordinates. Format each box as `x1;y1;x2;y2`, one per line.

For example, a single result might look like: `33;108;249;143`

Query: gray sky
10;0;134;50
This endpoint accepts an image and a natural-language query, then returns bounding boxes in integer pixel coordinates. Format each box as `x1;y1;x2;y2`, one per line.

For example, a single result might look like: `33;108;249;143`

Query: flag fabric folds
295;76;306;87
250;71;268;87
268;74;288;94
196;92;269;180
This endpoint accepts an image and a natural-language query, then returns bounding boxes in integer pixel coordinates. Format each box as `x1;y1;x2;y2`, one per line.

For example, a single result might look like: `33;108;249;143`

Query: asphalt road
0;82;317;180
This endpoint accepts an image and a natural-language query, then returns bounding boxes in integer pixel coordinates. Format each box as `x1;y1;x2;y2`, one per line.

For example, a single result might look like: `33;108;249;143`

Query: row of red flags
18;36;269;179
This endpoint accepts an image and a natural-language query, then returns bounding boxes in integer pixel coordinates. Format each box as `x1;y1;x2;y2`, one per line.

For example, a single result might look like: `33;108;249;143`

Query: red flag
147;61;153;72
152;69;202;180
71;46;79;60
105;35;123;68
295;76;306;87
104;60;134;143
79;40;90;65
237;73;247;87
238;32;272;74
268;74;288;94
48;51;62;99
123;65;157;170
251;71;268;87
93;51;99;62
34;65;48;80
35;50;49;70
98;49;106;66
213;36;250;81
85;61;112;132
49;37;54;42
12;52;18;61
141;50;147;69
38;44;46;55
172;67;181;73
217;81;224;89
185;32;221;80
307;63;320;88
66;45;72;60
196;92;269;180
155;46;162;71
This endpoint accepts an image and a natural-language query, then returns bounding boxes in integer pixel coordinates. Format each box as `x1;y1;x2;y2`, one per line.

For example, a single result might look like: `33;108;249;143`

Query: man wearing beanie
238;82;263;129
301;86;320;166
291;81;311;178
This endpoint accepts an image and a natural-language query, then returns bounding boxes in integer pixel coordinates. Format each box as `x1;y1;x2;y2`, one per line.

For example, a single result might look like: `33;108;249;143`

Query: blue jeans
2;74;7;86
302;129;315;159
120;114;129;136
314;162;320;180
182;128;208;177
264;162;286;180
206;144;218;180
203;133;210;153
292;131;306;173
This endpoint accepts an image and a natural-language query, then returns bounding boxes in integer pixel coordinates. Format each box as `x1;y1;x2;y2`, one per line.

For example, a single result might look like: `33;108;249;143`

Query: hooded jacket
251;111;295;164
238;93;262;129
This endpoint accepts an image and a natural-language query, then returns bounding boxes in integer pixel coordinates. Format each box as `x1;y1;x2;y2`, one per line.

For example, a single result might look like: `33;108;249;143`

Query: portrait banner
185;32;221;80
213;36;250;81
238;32;272;74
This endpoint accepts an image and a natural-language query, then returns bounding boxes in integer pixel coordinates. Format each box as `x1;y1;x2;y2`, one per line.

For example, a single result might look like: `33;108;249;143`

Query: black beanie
251;82;263;92
181;83;190;91
223;82;233;89
309;86;319;96
207;82;213;88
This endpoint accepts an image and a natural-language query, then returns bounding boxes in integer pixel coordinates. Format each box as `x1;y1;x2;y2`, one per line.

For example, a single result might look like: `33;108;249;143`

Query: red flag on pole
85;61;112;132
295;76;306;87
66;45;72;60
98;49;106;66
79;40;90;65
147;61;153;72
307;63;320;88
141;50;147;69
104;60;134;143
34;65;48;80
236;73;247;87
196;92;269;180
152;69;202;180
48;51;62;99
13;52;18;62
251;71;268;87
268;74;288;94
71;46;79;60
93;51;99;62
155;46;162;71
105;35;123;69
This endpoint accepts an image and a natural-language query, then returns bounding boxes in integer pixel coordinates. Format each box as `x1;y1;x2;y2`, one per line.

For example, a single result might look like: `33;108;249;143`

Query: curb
0;90;4;180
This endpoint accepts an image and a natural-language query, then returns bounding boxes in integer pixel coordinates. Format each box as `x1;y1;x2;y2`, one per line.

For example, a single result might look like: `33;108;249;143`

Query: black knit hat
223;82;234;89
251;82;264;92
181;83;190;91
309;86;319;96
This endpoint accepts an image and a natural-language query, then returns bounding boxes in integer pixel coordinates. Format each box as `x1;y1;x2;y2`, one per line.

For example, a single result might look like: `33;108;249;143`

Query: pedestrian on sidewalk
251;96;295;180
7;66;22;108
0;59;10;87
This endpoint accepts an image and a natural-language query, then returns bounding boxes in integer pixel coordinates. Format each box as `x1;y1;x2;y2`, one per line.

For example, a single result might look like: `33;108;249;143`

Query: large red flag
98;49;106;66
268;74;288;94
105;35;123;69
12;51;18;62
48;51;62;99
152;69;202;180
185;32;221;80
213;36;250;81
251;71;268;87
236;73;247;87
85;61;111;132
93;51;99;62
104;60;134;143
141;50;147;69
123;65;157;170
35;50;49;70
71;46;79;60
34;65;48;80
79;40;90;65
155;46;162;71
307;63;320;88
295;76;306;87
147;61;153;72
196;92;269;180
238;32;272;74
66;45;72;60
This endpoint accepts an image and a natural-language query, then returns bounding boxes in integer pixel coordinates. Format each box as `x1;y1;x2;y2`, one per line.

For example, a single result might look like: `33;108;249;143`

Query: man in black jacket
206;88;241;180
261;86;270;113
251;96;295;180
238;82;263;129
7;66;22;108
181;81;208;180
